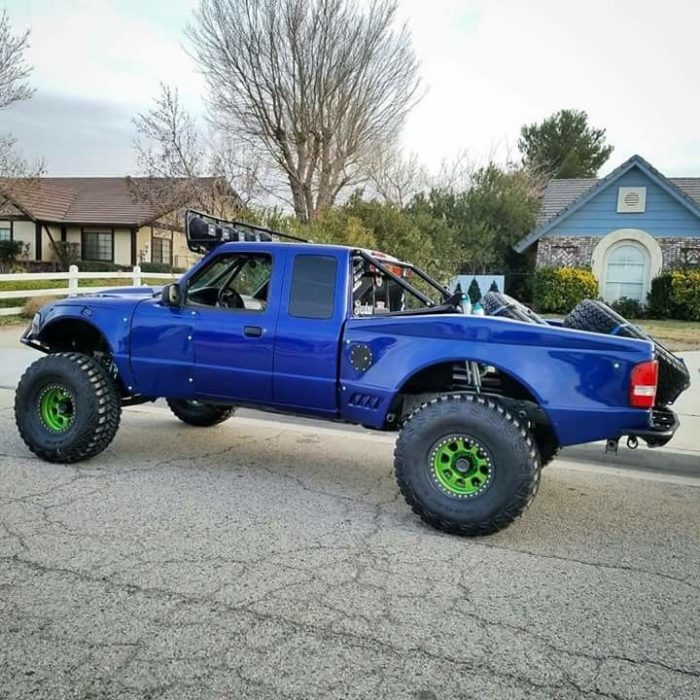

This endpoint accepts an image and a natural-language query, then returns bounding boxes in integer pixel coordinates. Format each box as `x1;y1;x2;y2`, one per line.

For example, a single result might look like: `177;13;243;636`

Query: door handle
244;325;263;338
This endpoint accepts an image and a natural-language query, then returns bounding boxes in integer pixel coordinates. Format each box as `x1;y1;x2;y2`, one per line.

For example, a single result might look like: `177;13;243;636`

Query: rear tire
533;427;560;467
563;299;690;406
167;399;235;427
482;291;546;325
394;395;541;536
15;352;121;463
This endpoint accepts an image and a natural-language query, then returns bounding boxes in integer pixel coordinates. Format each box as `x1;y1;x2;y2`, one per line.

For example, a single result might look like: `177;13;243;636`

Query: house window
81;230;113;262
151;236;172;265
604;241;649;303
0;226;11;241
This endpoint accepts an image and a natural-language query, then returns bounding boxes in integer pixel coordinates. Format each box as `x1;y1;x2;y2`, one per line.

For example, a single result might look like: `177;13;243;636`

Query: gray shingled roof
538;176;700;227
536;179;597;226
516;155;700;253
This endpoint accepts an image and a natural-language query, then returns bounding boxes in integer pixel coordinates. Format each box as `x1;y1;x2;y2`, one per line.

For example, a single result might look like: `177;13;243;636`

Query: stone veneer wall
535;236;700;269
535;237;596;268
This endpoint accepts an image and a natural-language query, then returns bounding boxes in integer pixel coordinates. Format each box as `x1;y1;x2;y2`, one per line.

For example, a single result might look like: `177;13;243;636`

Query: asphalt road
1;390;699;700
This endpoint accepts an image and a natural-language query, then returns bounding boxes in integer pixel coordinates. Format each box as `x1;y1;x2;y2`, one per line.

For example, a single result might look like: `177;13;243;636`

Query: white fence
0;265;179;317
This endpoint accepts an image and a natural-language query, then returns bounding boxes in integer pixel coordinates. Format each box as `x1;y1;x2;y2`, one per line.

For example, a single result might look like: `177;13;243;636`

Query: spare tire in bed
563;299;690;406
481;292;546;325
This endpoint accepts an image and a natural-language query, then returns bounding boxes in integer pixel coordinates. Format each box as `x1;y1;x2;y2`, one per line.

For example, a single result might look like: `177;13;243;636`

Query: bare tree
366;145;427;206
188;0;421;223
0;9;44;198
0;10;42;181
132;84;251;224
0;10;33;111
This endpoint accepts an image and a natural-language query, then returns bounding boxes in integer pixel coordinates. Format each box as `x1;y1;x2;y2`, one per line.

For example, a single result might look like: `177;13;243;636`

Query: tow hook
626;435;639;450
605;438;619;454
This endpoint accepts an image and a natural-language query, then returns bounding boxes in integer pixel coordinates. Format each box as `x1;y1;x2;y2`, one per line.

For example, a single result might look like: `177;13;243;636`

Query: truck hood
94;285;162;298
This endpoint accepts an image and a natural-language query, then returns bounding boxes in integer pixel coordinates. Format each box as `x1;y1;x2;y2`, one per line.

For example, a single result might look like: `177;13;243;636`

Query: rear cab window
289;255;338;319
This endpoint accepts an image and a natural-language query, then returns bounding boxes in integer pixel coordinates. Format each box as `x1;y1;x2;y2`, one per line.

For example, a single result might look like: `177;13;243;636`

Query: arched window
604;241;650;303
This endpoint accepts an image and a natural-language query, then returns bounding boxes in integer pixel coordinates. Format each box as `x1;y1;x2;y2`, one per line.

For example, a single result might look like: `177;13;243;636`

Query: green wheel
38;385;76;433
395;394;541;536
15;352;121;463
430;435;493;497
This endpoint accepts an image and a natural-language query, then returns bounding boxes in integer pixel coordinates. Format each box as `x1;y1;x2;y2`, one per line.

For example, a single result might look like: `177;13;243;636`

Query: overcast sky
2;0;699;177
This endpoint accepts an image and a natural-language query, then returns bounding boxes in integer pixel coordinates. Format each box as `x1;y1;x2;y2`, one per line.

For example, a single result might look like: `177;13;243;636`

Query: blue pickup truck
15;211;690;536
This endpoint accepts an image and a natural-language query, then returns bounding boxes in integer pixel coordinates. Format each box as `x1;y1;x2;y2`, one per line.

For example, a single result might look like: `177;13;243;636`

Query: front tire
395;395;541;536
15;352;121;463
166;399;235;427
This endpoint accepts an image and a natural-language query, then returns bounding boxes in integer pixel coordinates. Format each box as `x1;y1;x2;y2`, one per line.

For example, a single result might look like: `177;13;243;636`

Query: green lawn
0;277;173;310
637;319;700;351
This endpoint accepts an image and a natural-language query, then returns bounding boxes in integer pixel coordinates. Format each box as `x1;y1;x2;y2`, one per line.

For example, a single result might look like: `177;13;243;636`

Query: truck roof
213;239;406;265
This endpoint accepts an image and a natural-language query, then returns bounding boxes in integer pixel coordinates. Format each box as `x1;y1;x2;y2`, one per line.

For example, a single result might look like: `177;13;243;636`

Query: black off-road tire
533;427;560;467
166;399;235;427
563;299;690;406
15;352;121;463
394;395;541;536
482;291;546;325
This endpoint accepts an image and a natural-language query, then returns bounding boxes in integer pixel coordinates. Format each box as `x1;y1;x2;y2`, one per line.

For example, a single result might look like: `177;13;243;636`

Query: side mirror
161;282;181;306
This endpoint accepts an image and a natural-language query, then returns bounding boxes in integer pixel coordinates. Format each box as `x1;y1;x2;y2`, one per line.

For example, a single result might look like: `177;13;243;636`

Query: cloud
3;93;137;176
397;0;700;175
3;0;699;176
5;0;203;109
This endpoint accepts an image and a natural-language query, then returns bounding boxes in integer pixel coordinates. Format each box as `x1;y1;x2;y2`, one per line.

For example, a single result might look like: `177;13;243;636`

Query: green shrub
648;270;700;320
533;267;598;313
0;240;28;272
140;262;181;274
52;241;80;271
77;260;123;272
610;296;645;319
648;275;676;318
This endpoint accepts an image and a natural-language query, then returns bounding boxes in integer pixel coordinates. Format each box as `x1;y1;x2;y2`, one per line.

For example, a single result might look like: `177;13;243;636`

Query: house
514;155;700;304
0;176;238;269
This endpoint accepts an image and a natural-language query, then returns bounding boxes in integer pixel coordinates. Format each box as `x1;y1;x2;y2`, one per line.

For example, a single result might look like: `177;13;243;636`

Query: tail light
629;360;658;408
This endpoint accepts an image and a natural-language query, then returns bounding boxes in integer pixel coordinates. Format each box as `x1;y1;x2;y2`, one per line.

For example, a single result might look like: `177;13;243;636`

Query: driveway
1;390;699;699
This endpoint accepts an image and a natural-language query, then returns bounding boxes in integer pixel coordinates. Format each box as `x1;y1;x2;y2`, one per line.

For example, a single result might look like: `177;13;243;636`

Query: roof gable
515;155;700;252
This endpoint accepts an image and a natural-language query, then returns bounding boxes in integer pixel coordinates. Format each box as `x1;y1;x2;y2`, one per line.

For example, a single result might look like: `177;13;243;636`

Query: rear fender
339;315;655;445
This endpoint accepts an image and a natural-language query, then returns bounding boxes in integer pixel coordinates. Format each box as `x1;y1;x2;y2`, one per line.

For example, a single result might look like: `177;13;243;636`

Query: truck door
184;248;283;403
273;251;348;416
130;298;195;397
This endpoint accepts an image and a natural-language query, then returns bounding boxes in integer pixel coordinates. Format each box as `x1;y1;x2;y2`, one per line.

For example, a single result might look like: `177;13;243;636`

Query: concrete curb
560;443;700;479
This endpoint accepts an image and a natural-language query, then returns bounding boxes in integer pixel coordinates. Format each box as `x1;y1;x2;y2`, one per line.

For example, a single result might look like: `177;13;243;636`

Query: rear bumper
624;407;679;448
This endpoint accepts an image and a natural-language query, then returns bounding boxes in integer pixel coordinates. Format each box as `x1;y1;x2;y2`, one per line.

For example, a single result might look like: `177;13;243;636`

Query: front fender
23;298;141;392
339;314;654;446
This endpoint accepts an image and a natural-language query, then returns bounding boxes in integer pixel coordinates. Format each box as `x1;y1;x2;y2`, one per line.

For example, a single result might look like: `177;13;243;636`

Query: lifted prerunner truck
15;211;691;536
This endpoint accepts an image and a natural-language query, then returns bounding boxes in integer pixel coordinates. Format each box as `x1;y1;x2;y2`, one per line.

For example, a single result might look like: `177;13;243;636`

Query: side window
186;252;273;311
289;255;337;319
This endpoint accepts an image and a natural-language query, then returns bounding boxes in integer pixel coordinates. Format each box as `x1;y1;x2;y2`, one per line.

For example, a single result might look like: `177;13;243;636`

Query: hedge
648;270;700;321
533;267;598;313
140;262;185;274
